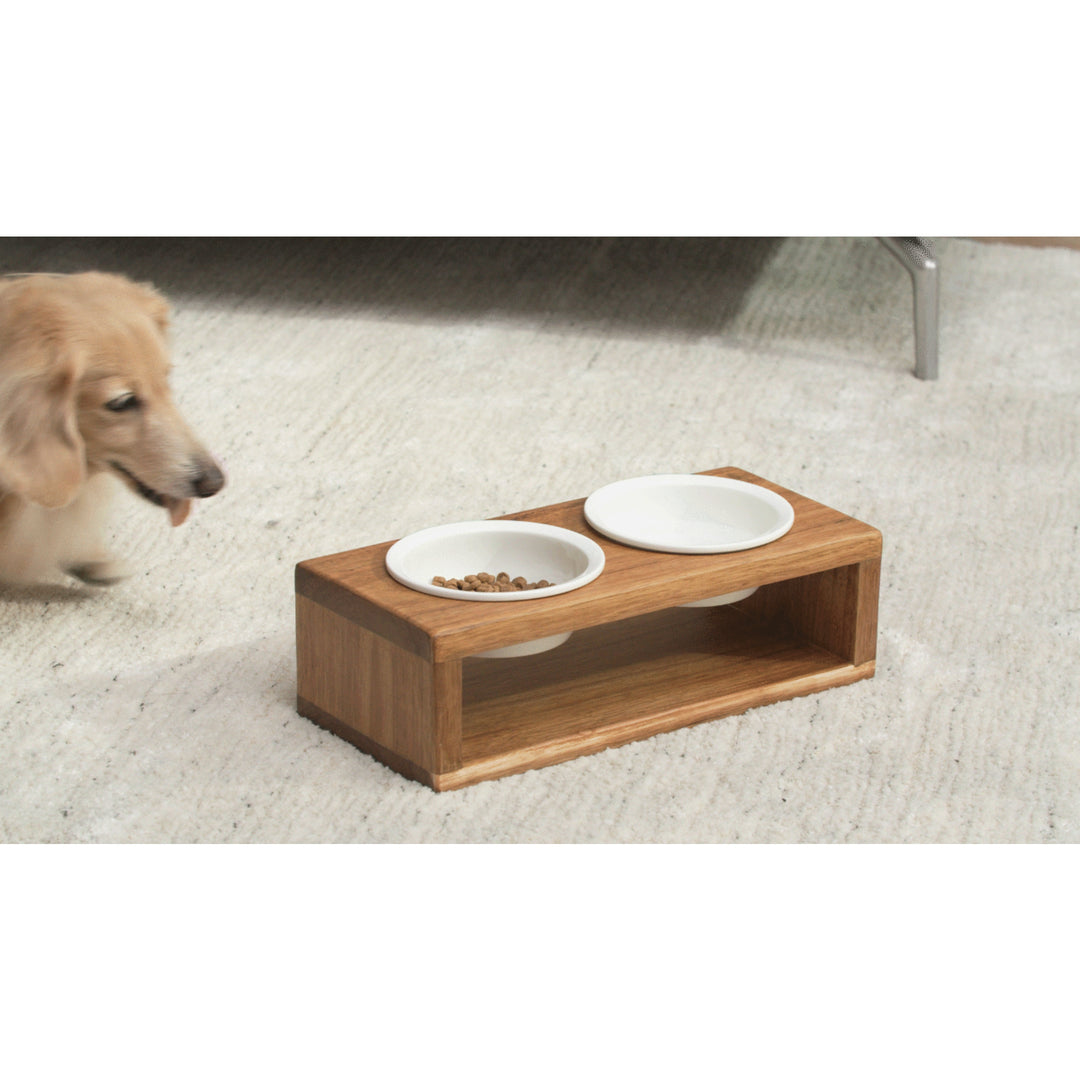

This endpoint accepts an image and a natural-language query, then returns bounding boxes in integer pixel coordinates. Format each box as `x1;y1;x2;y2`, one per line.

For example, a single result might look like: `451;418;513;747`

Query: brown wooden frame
295;468;882;790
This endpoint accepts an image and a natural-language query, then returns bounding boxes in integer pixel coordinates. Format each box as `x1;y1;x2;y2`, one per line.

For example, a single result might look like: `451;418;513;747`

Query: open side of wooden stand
295;468;882;791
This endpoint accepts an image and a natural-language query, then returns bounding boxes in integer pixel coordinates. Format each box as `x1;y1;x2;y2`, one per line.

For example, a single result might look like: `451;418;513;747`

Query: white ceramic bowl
385;520;605;658
680;585;759;608
584;474;795;555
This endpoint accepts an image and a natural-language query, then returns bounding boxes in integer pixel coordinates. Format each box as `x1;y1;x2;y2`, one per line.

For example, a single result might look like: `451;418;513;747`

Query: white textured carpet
1;236;1077;843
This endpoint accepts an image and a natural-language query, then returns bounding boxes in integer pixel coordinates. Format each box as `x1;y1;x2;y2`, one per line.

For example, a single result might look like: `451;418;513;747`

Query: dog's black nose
192;461;226;498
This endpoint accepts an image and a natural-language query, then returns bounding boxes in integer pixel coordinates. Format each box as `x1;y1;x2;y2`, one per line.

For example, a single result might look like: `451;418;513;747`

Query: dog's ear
0;360;87;508
132;281;172;336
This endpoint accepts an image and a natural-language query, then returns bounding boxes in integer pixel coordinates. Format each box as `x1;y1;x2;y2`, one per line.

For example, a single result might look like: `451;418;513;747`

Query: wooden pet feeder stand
295;467;882;791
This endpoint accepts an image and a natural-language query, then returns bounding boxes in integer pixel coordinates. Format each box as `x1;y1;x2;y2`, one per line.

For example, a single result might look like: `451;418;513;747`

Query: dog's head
0;271;224;524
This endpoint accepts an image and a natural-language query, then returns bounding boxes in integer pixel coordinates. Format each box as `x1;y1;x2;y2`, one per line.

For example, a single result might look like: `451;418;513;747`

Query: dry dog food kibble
432;572;554;593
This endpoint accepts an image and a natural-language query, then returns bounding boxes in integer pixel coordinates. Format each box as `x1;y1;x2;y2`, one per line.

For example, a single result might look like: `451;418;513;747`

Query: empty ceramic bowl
584;474;793;607
583;474;794;554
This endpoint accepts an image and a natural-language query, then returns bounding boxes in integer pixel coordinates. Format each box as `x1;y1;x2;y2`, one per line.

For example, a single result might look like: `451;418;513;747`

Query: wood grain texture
740;557;881;666
296;467;882;663
296;697;444;788
296;595;462;775
440;662;875;791
293;467;883;790
460;604;868;761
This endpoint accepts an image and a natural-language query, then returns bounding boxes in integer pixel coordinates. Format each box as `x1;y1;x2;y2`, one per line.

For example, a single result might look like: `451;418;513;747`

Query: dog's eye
105;393;140;413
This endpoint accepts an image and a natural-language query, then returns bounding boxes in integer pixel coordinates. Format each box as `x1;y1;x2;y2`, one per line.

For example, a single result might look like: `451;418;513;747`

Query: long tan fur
0;271;224;585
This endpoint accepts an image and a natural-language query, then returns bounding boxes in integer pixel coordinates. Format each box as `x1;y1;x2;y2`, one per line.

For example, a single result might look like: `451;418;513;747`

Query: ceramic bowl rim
385;519;606;601
583;474;795;554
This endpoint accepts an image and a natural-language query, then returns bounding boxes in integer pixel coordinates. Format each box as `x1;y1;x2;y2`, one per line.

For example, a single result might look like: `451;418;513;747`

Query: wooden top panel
295;467;882;662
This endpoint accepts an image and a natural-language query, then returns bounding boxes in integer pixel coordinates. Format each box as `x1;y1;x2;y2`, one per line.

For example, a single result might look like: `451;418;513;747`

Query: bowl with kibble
385;520;606;657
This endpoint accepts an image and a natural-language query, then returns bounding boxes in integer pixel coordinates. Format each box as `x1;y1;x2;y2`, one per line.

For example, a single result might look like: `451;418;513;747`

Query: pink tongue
165;497;192;527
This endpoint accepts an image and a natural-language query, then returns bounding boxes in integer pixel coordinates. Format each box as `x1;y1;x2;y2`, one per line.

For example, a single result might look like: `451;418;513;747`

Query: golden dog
0;271;224;585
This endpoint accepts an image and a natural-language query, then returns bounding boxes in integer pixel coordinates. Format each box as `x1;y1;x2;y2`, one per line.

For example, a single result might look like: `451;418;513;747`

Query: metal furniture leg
880;237;939;380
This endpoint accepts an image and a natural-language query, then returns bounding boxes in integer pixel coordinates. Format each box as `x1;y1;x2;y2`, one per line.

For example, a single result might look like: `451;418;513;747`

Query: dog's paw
65;560;132;587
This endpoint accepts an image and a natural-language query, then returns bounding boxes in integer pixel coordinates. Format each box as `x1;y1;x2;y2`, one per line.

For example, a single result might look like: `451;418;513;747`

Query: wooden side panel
741;557;880;665
296;595;462;776
850;557;881;666
296;561;434;661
